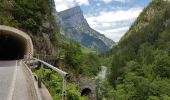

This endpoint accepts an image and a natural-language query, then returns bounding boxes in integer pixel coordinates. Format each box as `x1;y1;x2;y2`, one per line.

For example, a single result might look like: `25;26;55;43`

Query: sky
54;0;152;42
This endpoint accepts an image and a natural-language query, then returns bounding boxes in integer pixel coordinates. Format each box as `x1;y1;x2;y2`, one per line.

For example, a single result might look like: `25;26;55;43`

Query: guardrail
33;54;57;65
34;54;57;60
25;56;68;100
22;62;42;100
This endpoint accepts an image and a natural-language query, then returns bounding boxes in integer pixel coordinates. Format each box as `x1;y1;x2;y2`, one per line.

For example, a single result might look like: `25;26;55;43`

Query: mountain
55;6;115;52
102;0;170;99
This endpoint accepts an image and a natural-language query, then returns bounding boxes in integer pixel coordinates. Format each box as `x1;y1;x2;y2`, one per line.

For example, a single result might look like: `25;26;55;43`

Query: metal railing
34;54;57;60
22;62;42;100
33;54;57;65
25;55;68;100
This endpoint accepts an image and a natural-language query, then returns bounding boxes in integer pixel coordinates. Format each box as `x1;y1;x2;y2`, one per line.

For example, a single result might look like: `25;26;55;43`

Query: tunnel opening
81;88;92;97
0;31;27;60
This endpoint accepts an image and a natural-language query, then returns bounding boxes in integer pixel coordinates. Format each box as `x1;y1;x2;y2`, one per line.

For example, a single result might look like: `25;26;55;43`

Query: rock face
55;6;115;52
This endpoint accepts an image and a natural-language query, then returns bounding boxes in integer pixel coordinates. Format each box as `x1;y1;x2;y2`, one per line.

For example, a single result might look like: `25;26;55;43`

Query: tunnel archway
81;88;92;97
0;25;33;60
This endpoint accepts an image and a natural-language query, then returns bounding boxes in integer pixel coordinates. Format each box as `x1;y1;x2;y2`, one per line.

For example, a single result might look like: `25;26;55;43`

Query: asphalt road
0;61;17;100
0;61;34;100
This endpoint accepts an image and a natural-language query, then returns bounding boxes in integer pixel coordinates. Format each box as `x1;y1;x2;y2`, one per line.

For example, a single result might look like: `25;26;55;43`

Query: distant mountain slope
54;6;115;52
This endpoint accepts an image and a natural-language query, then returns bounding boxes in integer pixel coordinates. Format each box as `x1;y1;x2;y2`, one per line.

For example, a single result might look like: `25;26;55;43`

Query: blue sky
54;0;152;42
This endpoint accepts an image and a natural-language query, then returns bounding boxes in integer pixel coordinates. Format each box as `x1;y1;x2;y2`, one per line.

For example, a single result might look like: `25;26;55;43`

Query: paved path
13;61;33;100
0;61;17;100
0;61;34;100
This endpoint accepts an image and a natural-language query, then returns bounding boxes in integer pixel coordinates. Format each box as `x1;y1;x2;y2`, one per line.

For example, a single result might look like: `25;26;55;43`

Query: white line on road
7;61;18;100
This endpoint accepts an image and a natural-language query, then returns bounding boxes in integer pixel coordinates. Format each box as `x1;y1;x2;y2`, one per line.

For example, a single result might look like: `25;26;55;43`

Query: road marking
7;61;18;100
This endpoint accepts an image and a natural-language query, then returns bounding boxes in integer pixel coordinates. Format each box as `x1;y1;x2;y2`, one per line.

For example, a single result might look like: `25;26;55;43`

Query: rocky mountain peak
58;6;89;28
59;6;82;18
55;6;115;52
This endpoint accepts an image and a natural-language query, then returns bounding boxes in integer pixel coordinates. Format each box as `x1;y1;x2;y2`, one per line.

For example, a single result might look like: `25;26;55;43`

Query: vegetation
5;0;170;99
96;79;114;100
62;41;101;77
81;53;101;77
0;0;56;35
81;46;97;54
0;0;101;99
64;42;83;76
35;69;87;100
0;0;59;55
99;0;170;99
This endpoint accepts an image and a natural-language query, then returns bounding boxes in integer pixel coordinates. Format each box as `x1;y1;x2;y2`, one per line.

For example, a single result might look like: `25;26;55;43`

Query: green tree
81;53;101;76
154;54;170;78
64;42;83;75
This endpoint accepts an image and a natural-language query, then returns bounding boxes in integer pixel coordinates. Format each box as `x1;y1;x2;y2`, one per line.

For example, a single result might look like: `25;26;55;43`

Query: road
0;61;17;100
0;61;33;100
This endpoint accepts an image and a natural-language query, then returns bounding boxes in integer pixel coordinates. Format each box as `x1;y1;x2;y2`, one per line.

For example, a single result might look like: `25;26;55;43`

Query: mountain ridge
55;6;115;52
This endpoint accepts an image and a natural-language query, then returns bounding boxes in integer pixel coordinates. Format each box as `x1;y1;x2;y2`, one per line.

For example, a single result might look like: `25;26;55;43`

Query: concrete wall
79;76;97;100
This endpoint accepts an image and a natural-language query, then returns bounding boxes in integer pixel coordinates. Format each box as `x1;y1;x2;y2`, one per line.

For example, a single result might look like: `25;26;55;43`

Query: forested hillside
103;0;170;99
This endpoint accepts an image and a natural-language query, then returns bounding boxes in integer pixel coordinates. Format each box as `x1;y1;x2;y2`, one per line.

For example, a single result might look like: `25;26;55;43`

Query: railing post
24;55;27;64
29;55;31;65
38;77;42;88
37;54;39;59
62;76;67;100
41;63;45;78
38;63;44;88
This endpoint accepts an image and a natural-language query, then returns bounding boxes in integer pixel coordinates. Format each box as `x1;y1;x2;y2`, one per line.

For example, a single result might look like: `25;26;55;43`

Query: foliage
81;46;97;54
62;41;101;77
64;42;83;75
153;54;170;78
0;0;101;98
96;79;114;100
0;0;55;35
81;53;101;77
35;69;87;100
99;0;170;99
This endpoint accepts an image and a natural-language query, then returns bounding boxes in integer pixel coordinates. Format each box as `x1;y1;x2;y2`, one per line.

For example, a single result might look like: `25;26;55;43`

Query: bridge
0;25;68;100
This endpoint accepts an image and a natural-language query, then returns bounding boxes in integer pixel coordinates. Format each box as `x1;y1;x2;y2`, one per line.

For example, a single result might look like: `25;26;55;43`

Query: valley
0;0;170;100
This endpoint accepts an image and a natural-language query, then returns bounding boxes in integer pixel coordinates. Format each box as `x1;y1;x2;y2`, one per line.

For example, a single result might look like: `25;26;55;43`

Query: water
98;66;107;79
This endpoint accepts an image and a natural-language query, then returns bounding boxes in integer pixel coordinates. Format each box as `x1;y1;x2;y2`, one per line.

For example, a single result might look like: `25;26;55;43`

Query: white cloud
113;0;131;3
56;5;69;11
95;0;112;4
102;0;113;3
87;8;142;23
76;0;89;5
99;27;129;42
105;27;129;33
86;7;143;42
54;0;89;12
98;0;131;3
96;3;101;6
